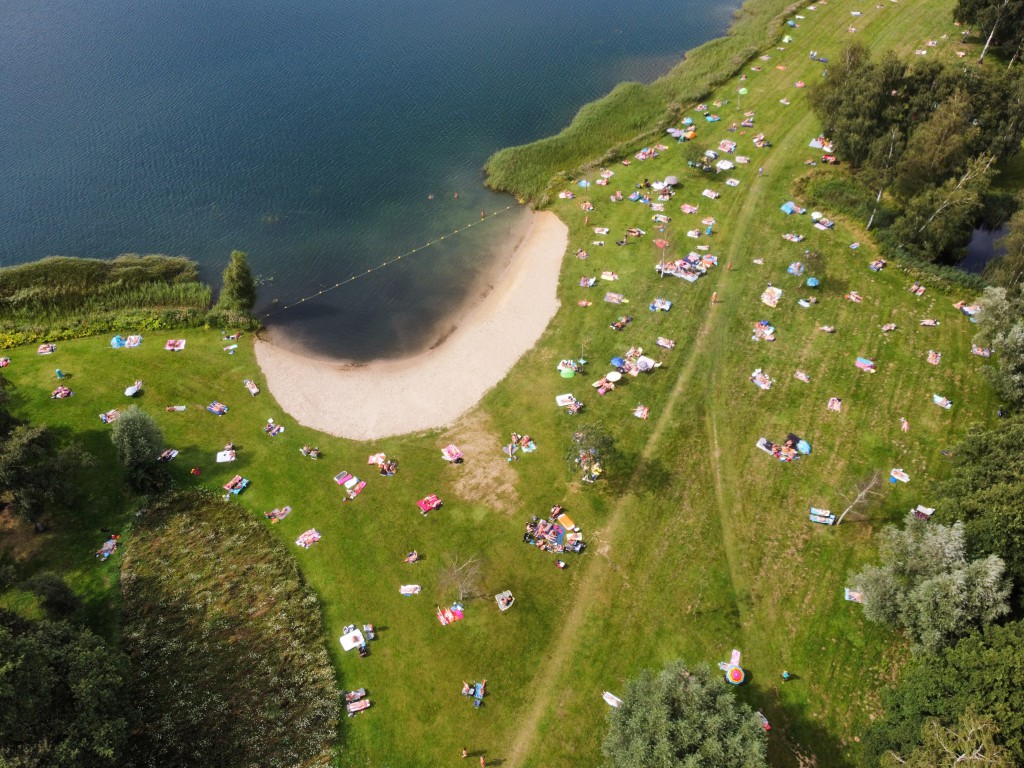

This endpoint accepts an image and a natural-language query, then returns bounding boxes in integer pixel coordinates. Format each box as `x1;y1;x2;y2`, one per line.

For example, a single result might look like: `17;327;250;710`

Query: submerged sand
254;211;568;440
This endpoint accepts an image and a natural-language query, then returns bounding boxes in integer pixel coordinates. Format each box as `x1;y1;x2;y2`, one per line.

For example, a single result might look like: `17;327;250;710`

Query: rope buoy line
262;205;515;319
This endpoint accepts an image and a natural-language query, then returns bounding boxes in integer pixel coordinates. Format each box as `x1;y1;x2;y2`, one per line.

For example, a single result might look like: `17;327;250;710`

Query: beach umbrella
665;175;679;186
806;277;820;288
653;239;670;249
124;384;140;397
651;181;665;191
606;371;622;382
560;368;575;378
611;356;625;367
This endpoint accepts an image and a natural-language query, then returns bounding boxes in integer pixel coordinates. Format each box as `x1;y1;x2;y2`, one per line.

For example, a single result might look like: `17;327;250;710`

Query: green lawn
0;0;1006;766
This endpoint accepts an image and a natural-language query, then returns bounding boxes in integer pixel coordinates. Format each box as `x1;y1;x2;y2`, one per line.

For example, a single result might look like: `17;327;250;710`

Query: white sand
254;211;568;440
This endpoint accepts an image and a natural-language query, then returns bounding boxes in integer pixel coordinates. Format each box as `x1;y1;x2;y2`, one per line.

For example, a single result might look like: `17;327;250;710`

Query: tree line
808;42;1024;264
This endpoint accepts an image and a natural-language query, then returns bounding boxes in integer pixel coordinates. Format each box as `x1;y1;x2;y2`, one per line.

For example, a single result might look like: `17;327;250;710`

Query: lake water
0;0;736;360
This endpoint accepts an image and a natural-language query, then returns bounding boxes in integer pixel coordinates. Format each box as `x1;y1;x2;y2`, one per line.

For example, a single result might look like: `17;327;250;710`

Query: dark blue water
0;0;735;359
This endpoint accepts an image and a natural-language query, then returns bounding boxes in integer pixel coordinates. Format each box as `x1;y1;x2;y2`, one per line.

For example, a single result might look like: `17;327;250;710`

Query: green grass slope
0;0;1003;766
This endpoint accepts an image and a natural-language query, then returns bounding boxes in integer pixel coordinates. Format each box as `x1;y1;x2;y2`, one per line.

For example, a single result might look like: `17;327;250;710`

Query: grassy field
0;0;1007;766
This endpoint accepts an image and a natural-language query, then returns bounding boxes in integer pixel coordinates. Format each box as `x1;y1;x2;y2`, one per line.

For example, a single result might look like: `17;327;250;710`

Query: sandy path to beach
254;211;567;441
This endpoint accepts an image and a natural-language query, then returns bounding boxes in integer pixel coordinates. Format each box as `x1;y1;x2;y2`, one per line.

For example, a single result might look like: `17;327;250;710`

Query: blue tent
611;357;625;367
781;202;796;215
797;440;811;455
110;335;126;348
806;277;820;288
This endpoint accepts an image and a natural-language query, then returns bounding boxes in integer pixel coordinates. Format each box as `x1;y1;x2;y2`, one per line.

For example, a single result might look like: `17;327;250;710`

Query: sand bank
254;211;568;440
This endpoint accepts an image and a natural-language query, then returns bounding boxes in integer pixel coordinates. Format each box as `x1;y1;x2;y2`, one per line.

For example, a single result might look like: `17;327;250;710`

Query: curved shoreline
254;211;568;440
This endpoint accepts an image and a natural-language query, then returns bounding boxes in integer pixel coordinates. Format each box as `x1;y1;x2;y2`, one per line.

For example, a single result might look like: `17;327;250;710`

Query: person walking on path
900;417;910;432
461;747;468;758
711;292;718;305
758;166;764;176
480;756;486;767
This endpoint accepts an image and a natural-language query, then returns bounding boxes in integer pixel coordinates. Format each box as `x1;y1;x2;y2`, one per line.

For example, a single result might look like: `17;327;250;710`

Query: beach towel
368;452;386;465
809;508;836;525
417;494;442;513
157;449;178;462
99;409;120;424
854;357;876;373
164;339;186;351
932;394;952;410
265;506;292;523
972;345;992;357
295;529;321;548
702;189;720;199
400;585;421;596
37;343;56;355
215;450;236;463
890;468;910;483
244;379;260;396
441;444;464;462
761;286;783;307
207;401;228;415
726;178;740;187
634;405;650;419
844;588;865;603
604;292;626;304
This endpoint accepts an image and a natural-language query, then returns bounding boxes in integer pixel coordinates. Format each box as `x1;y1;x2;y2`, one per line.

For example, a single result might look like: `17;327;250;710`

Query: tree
881;713;1017;767
564;422;617;484
0;611;129;768
893;91;980;202
975;287;1024;404
938;417;1024;590
0;425;93;524
954;0;1024;63
986;198;1024;294
891;155;995;260
809;44;898;167
217;250;256;313
437;554;483;602
865;621;1024;764
109;406;164;492
852;513;1011;652
602;661;767;768
836;471;883;524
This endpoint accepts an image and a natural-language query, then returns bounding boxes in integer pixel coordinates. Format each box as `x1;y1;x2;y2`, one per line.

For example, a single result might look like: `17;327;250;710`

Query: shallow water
0;0;736;359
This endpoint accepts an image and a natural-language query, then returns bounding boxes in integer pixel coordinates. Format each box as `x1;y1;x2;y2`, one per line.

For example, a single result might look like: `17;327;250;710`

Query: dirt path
501;239;737;768
502;109;822;767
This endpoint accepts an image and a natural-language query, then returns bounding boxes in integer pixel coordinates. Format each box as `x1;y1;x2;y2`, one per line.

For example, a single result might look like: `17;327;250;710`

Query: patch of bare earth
442;411;520;515
0;507;45;561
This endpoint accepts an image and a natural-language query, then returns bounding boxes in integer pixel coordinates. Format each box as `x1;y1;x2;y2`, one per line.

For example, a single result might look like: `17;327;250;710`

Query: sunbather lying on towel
51;386;74;399
845;291;863;303
920;318;940;326
882;323;896;332
827;397;842;412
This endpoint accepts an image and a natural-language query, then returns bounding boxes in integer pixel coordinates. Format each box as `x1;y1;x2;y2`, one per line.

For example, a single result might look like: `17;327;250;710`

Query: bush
121;491;339;768
110;407;165;493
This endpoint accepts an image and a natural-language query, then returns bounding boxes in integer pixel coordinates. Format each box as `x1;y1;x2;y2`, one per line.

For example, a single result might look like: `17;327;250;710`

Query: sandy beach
254;210;568;440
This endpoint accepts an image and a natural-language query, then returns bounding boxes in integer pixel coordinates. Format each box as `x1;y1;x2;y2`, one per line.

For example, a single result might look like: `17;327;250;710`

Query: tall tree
0;425;92;524
810;44;896;167
865;621;1024;764
881;714;1017;767
0;612;129;768
893;91;980;202
976;286;1024;404
955;0;1024;62
891;155;996;260
852;513;1011;652
938;417;1024;592
217;250;256;313
602;661;767;768
110;406;164;492
986;198;1024;294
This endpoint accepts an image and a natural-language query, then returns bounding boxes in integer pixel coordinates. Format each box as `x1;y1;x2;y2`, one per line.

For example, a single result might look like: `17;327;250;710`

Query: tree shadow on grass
743;677;858;768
